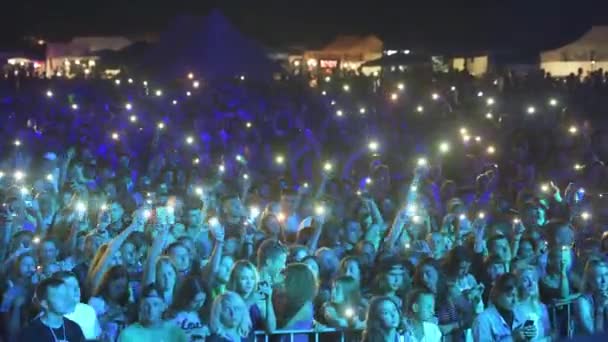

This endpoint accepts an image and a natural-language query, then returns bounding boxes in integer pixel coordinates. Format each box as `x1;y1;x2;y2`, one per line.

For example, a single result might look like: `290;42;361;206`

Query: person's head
515;266;539;300
38;238;59;266
485;256;507;283
256;239;288;283
517;237;536;262
378;259;406;294
96;265;129;304
109;202;124;223
338;256;362;284
35;278;73;315
288;245;309;263
583;258;608;296
545;220;575;249
185;207;203;228
166;242;192;273
120;241;138;268
356;240;376;269
284;263;318;306
14;253;36;280
221;195;244;221
343;220;363;245
487;234;512;263
301;256;320;279
443;246;472;279
52;271;80;311
413;258;440;294
139;285;167;325
155;257;178;293
407;289;435;322
314;247;340;282
363;296;401;339
259;212;282;238
217;255;235;285
330;276;361;306
427;231;447;259
170;277;209;314
210;291;252;337
490;273;518;311
228;260;259;298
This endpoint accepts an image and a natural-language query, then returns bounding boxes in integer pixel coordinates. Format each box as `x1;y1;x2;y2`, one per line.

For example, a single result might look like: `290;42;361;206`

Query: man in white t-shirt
54;271;101;340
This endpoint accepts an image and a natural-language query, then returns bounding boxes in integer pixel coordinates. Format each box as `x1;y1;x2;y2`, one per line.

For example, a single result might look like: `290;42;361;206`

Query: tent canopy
145;10;280;81
541;26;608;62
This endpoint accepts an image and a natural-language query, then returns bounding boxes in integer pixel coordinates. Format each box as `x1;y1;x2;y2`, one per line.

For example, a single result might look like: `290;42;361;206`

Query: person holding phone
474;273;538;341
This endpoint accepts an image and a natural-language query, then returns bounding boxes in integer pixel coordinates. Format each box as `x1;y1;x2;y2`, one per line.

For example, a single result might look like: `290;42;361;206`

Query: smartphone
524;320;534;327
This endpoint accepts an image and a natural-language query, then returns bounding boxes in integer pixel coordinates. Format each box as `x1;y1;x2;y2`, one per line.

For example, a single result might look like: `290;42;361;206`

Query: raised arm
142;225;171;286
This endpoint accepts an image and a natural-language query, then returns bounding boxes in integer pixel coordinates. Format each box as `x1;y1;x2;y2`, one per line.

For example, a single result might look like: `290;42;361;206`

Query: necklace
43;316;66;342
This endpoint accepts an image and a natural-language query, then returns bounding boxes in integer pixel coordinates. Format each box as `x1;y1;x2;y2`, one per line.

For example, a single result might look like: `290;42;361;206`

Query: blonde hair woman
514;266;551;341
207;291;253;342
227;260;276;333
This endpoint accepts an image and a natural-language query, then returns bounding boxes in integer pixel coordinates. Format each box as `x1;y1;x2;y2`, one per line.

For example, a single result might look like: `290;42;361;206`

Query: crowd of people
1;65;608;342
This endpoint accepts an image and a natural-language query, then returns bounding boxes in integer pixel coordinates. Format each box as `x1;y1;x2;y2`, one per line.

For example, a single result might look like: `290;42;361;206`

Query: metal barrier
254;328;363;342
548;293;580;338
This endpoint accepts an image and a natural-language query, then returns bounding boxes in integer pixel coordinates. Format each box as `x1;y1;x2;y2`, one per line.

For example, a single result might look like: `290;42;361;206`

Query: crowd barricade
548;293;581;338
254;328;363;342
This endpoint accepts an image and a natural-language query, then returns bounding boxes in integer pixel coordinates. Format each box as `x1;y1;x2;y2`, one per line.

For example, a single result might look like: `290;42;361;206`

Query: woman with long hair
514;266;551;341
166;277;211;341
227;260;276;333
575;258;608;335
362;296;403;342
89;265;134;342
207;291;253;342
154;257;179;306
274;263;318;342
321;276;365;329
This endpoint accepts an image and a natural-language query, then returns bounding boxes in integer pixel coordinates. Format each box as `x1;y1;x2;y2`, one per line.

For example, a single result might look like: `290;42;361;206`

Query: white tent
541;26;608;77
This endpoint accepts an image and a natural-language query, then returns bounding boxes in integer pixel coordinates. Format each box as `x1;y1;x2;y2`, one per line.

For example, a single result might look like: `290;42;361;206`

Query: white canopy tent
541;26;608;77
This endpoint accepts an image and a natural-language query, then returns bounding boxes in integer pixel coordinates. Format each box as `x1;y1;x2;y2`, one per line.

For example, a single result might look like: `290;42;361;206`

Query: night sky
0;0;605;52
